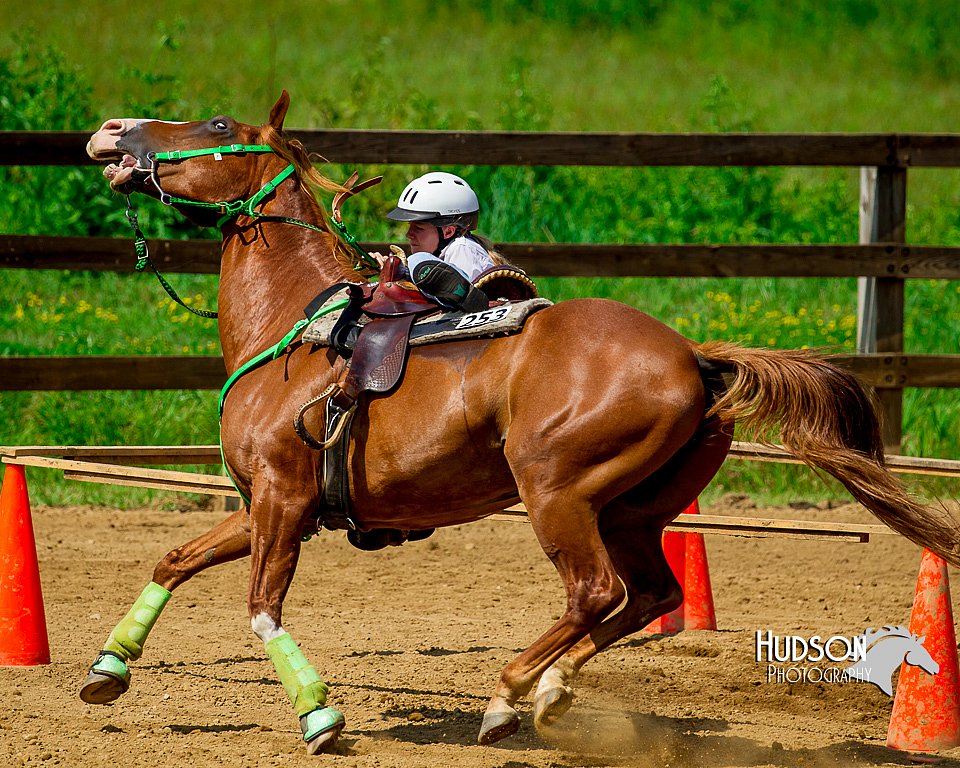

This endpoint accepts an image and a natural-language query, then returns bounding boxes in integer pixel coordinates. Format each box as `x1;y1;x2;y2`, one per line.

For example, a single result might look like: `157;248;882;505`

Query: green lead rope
217;295;351;505
125;196;220;319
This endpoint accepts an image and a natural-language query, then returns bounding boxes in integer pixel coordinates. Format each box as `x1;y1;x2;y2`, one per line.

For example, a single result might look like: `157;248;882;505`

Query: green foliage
0;28;211;240
466;0;668;27
454;0;960;79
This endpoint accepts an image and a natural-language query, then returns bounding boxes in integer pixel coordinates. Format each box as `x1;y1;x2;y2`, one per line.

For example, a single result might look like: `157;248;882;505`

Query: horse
82;91;960;754
844;626;939;696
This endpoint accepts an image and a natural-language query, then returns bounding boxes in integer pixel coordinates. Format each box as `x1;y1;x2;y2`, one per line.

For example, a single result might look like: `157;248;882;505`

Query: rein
123;142;378;318
118;140;382;510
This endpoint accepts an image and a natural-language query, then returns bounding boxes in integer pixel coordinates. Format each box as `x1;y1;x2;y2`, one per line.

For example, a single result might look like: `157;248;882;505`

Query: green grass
1;2;959;506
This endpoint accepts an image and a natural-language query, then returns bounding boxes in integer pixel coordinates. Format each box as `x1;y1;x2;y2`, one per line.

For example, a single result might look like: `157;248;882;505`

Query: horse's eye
213;120;228;131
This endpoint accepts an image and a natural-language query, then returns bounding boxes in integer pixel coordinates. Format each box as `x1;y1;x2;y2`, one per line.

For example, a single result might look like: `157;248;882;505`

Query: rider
385;171;497;312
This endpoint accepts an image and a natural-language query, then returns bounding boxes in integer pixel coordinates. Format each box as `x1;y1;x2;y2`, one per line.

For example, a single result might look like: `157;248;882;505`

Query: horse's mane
261;124;370;279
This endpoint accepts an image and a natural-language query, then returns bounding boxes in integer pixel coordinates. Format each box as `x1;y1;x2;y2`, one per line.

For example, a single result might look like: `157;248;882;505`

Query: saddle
333;254;438;405
294;254;545;546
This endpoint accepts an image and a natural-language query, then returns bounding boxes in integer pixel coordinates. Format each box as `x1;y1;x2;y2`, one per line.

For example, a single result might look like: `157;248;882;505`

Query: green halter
127;142;377;318
119;140;379;511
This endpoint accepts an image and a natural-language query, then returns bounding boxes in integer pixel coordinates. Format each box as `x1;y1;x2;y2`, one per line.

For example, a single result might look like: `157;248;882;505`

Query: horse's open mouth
102;154;152;193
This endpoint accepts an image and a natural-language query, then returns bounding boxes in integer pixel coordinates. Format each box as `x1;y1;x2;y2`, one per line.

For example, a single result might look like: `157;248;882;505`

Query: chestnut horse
83;92;960;754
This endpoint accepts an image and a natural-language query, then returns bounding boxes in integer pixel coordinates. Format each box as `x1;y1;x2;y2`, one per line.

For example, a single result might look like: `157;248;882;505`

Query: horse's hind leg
479;494;625;745
532;514;679;730
533;433;730;731
80;508;252;705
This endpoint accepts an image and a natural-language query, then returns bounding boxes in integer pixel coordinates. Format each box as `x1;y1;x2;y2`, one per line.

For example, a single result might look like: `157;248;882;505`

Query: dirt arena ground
5;496;960;768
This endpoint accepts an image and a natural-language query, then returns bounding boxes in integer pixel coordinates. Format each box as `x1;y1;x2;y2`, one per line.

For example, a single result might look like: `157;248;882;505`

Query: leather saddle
295;254;538;547
331;254;438;408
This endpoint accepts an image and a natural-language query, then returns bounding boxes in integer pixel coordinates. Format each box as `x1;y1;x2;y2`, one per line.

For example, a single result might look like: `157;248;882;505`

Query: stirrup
294;384;356;450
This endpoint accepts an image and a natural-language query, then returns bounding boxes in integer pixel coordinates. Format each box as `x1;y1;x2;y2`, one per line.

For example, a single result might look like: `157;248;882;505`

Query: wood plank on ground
2;456;237;496
4;442;958;475
2;455;893;541
729;441;960;477
0;445;222;464
490;508;890;542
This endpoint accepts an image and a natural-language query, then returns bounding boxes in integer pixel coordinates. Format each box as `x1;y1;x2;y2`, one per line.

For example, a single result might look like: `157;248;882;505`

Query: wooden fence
6;440;960;538
3;130;960;450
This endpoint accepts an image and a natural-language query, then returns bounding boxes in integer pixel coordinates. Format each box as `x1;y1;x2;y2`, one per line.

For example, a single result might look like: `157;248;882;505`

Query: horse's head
87;91;291;225
904;638;940;676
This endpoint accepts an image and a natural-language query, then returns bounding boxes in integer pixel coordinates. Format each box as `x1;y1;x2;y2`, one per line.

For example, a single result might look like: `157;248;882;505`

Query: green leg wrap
265;632;330;717
103;582;172;662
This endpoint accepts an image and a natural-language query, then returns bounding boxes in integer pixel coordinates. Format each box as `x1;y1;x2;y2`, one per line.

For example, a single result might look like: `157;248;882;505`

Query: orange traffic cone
887;549;960;752
0;464;50;665
682;500;718;631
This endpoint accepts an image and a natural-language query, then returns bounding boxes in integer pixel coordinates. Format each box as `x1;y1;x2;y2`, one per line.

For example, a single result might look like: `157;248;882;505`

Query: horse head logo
844;626;939;696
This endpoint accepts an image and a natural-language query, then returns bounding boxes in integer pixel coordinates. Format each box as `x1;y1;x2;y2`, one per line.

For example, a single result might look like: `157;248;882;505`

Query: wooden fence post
871;166;907;453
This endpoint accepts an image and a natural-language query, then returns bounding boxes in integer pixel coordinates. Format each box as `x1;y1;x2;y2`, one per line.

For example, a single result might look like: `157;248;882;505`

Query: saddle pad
302;297;553;349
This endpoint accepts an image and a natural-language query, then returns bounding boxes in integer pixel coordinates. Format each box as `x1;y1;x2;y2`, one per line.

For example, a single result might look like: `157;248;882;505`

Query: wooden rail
5;352;960;392
4;235;960;279
7;440;958;541
0;451;900;542
6;130;960;168
3;129;960;449
6;442;959;476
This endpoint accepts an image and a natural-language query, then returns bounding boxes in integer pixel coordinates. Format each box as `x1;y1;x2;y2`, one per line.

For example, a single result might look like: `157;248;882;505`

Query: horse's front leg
248;490;345;755
80;508;251;705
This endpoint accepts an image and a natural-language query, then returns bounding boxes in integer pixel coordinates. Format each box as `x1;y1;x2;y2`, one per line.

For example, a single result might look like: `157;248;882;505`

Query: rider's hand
369;246;407;267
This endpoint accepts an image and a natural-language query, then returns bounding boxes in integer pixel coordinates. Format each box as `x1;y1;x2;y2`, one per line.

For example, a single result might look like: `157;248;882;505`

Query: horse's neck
216;179;355;372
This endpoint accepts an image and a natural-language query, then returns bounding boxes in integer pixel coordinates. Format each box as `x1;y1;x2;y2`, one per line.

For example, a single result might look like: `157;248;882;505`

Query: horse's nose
88;118;138;160
97;118;130;136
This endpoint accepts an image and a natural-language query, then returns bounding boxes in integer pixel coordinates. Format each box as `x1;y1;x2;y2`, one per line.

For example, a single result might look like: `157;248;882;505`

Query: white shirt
439;236;494;281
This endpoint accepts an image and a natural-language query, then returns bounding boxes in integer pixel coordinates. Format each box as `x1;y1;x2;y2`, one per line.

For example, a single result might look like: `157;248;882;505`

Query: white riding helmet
386;172;480;230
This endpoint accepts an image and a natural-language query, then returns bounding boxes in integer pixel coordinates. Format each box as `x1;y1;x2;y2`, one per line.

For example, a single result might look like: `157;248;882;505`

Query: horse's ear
269;90;290;132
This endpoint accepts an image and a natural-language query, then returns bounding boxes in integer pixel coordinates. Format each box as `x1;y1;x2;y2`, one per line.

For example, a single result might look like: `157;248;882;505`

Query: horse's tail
696;340;960;566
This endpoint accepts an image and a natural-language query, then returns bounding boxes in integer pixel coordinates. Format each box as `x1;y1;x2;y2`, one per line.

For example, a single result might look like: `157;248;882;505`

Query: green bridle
121;141;378;509
149;144;314;230
125;142;376;317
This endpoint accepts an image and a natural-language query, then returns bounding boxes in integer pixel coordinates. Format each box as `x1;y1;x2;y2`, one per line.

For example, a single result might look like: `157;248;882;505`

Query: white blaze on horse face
86;118;188;160
87;118;193;188
251;612;285;643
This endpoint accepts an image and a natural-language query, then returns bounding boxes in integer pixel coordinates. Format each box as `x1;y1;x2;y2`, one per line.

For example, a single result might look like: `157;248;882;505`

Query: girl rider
384;172;499;311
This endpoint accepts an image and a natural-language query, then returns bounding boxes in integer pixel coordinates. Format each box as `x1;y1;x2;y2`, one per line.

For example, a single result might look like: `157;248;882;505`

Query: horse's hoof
301;707;345;755
477;709;520;745
79;653;130;705
533;684;574;730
